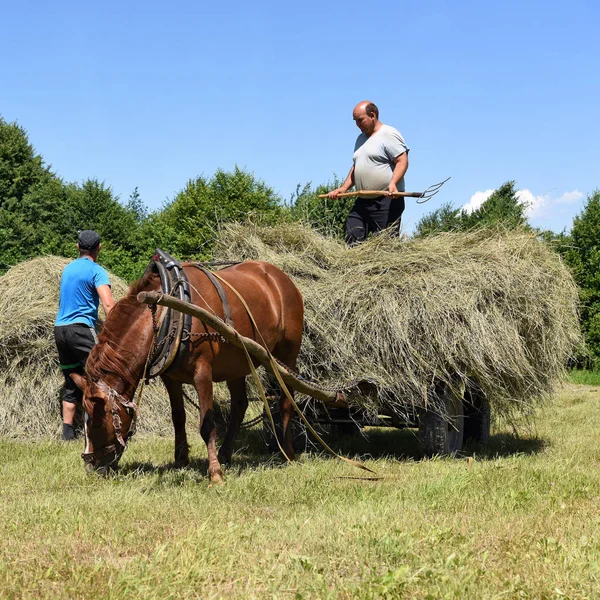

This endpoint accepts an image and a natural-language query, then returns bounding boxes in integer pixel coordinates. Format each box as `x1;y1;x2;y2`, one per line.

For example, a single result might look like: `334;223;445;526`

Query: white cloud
462;189;494;213
556;189;584;204
464;188;584;220
516;189;547;218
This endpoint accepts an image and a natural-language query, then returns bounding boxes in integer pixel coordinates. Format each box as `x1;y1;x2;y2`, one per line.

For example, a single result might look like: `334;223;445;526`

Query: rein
210;272;377;475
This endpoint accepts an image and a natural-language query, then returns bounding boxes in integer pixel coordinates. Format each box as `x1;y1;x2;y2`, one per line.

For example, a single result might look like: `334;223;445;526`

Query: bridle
81;306;158;469
81;380;138;467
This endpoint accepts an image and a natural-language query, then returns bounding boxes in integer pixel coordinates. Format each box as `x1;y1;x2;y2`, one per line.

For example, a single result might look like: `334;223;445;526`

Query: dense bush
414;181;530;236
563;191;600;368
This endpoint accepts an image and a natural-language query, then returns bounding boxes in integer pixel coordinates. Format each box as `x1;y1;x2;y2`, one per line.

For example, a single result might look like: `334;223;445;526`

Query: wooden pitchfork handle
318;177;451;203
318;190;424;199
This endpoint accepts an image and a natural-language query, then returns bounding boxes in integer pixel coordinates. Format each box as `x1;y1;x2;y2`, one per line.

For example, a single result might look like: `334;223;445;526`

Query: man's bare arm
327;166;355;198
97;284;116;316
388;152;409;194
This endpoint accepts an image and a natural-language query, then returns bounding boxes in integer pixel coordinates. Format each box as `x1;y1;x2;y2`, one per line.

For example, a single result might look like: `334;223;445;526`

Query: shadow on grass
116;430;282;479
116;426;548;481
464;432;548;459
117;453;278;479
297;427;548;462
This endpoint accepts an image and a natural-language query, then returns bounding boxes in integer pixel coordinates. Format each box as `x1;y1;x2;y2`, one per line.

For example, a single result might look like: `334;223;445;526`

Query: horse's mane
86;269;160;387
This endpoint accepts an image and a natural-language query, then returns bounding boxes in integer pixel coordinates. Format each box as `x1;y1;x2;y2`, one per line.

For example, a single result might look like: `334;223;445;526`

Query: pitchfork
318;177;451;204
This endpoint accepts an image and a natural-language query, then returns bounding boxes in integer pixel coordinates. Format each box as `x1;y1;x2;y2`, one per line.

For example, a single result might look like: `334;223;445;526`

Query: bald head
353;101;380;137
353;101;379;119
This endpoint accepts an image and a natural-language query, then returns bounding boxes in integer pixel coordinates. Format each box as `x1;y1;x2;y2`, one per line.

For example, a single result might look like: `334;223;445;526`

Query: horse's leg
193;359;223;483
273;343;300;461
161;376;189;466
279;386;296;461
218;377;249;465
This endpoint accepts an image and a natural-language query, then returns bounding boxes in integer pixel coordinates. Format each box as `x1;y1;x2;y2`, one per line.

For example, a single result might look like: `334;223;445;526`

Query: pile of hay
215;223;582;421
0;256;199;439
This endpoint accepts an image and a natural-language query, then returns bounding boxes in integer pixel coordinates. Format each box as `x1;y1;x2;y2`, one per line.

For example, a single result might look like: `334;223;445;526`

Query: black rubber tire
418;381;465;457
334;421;362;436
463;387;491;444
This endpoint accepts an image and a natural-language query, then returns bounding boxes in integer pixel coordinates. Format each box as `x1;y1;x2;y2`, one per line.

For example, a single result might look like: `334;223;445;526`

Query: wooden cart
138;290;490;457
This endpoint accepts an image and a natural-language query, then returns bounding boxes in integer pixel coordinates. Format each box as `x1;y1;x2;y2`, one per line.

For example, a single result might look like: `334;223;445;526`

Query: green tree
0;117;69;269
50;179;149;281
288;179;354;240
147;166;285;260
0;117;51;209
462;182;529;230
127;187;147;224
414;181;530;236
0;116;148;279
564;190;600;367
413;202;462;236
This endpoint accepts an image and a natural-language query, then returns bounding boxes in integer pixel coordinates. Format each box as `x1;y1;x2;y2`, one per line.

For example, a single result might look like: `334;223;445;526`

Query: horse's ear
70;373;88;392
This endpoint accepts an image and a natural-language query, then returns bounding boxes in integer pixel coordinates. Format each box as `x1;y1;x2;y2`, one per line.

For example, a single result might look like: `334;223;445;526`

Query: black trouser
54;324;97;404
345;196;405;245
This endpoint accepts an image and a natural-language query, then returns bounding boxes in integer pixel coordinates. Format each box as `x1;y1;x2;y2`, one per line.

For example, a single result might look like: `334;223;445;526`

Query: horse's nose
95;464;111;476
85;462;111;476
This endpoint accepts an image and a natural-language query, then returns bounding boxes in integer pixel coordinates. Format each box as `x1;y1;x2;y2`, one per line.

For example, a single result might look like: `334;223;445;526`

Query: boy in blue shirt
54;230;116;440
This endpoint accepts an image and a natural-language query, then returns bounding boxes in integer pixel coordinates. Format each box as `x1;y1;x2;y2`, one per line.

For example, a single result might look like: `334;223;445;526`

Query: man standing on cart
327;101;410;244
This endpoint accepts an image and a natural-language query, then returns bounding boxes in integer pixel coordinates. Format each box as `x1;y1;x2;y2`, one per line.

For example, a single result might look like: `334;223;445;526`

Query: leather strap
190;263;235;328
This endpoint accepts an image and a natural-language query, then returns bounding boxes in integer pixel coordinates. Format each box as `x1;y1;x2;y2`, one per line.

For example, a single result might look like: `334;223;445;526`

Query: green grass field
1;382;600;599
567;369;600;387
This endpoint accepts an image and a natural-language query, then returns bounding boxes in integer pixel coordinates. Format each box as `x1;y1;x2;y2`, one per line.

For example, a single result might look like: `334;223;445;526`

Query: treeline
0;117;358;281
1;116;599;367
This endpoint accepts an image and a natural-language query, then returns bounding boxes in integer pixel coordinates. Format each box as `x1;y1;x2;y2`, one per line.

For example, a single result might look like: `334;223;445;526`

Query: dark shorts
54;324;98;404
345;196;405;245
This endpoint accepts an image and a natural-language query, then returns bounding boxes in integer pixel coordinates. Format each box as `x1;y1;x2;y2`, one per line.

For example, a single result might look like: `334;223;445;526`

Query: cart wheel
464;387;491;444
334;421;362;437
418;380;465;457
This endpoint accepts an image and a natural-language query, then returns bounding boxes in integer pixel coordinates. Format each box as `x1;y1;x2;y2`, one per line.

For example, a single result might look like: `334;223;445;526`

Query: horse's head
71;373;137;475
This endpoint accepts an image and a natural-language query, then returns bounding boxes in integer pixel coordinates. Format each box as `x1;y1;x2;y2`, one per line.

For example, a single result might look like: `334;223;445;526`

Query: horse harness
81;250;236;466
146;250;236;380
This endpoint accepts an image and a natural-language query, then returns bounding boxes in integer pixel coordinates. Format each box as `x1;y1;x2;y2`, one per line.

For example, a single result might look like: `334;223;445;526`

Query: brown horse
71;260;304;483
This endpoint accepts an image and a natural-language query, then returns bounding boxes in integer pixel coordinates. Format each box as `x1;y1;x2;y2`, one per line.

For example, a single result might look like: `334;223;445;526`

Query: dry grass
0;256;200;439
0;224;582;440
215;223;582;421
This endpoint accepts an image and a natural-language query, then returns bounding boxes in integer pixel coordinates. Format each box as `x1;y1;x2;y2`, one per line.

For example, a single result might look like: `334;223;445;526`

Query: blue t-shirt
55;257;111;328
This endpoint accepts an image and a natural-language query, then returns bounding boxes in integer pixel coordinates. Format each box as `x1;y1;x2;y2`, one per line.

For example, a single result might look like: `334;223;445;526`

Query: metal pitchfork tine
415;176;451;204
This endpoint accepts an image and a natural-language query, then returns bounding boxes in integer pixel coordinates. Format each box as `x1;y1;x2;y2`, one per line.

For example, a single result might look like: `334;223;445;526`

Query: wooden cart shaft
137;291;348;407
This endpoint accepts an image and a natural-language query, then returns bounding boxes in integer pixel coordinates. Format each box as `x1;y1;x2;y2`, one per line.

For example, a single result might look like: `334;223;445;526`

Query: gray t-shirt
353;124;409;196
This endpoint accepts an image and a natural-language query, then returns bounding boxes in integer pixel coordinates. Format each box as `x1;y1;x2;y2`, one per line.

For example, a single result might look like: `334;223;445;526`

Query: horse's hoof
209;470;224;486
174;457;190;468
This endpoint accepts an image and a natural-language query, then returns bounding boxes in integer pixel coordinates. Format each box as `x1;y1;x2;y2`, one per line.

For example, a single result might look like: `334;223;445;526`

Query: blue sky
1;0;598;233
